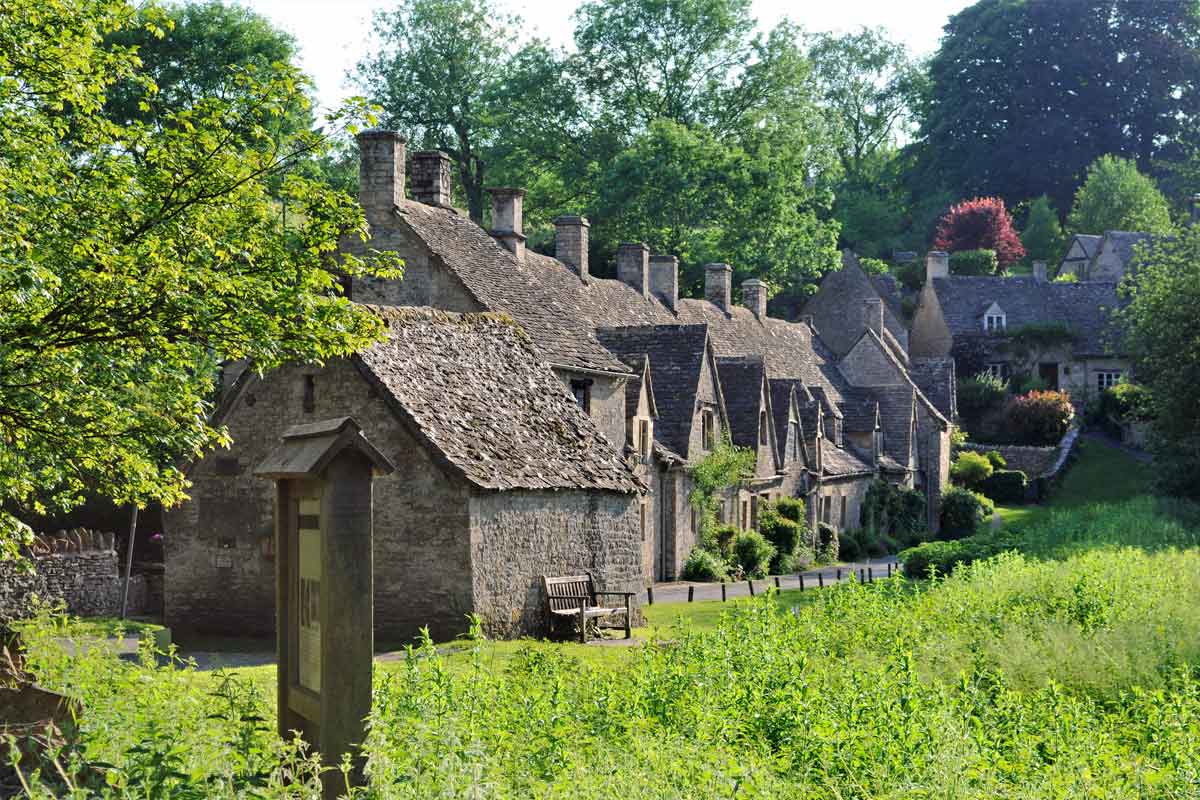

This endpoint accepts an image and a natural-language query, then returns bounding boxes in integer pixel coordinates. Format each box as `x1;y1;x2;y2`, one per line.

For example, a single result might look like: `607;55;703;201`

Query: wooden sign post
255;417;394;799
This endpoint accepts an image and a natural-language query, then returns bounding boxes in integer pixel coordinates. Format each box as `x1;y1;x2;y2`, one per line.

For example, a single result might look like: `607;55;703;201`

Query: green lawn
994;435;1152;528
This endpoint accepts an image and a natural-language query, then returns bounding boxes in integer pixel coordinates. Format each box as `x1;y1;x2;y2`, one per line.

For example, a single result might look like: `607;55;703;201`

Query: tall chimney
864;298;883;336
705;263;732;313
926;250;950;282
488;187;525;261
410;150;452;207
1033;260;1048;282
649;254;678;311
357;130;406;215
554;215;589;283
617;243;650;298
742;279;768;319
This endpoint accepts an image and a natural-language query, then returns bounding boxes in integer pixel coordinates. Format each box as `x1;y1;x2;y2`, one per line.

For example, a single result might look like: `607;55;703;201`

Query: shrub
896;259;923;291
773;496;806;524
860;479;928;547
984;450;1007;470
681;547;728;582
1010;373;1048;395
940;487;993;539
838;531;861;561
1005;390;1074;445
859;256;889;274
732;530;775;578
899;528;1020;578
949;248;999;276
815;522;838;563
711;524;739;559
1101;382;1154;422
957;371;1008;416
758;503;804;573
979;469;1029;504
950;451;994;488
934;197;1025;268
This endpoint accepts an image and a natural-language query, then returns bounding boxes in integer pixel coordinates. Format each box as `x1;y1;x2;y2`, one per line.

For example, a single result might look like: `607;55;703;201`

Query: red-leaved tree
933;197;1026;270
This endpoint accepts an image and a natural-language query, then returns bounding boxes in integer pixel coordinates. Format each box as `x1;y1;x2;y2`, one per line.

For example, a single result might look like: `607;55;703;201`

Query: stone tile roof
800;252;909;357
1102;230;1155;274
873;385;918;471
1064;234;1103;265
715;356;767;452
838;388;879;433
356;306;640;493
908;357;957;420
768;378;807;465
930;276;1124;357
815;439;874;477
595;324;712;459
394;201;632;375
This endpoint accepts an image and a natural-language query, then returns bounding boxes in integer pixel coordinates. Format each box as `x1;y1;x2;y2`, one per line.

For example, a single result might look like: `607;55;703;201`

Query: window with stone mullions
1096;371;1122;391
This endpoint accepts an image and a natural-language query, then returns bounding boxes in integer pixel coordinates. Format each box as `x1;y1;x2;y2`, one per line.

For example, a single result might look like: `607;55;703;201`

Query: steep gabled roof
820;441;875;477
1102;230;1155;275
838;388;879;433
1063;233;1103;265
800;251;909;357
595;324;714;459
715;356;769;453
356;306;640;493
873;385;919;472
908;357;957;421
769;378;807;466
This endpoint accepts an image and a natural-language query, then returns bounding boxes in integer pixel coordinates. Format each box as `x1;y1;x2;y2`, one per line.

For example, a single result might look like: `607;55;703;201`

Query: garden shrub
899;528;1022;577
1005;390;1074;445
979;469;1029;504
950;451;993;488
773;496;806;524
838;531;861;561
949;248;999;276
957;371;1009;417
816;522;838;563
711;524;739;559
732;530;775;578
984;450;1007;470
860;479;928;547
681;547;728;582
1010;373;1049;395
1101;382;1153;422
940;487;993;539
758;502;805;573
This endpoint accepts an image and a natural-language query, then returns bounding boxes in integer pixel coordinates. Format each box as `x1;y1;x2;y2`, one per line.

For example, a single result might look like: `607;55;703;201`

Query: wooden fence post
721;582;727;602
836;568;842;582
799;575;805;591
688;585;694;603
748;579;755;596
774;576;781;590
647;586;654;605
868;567;874;583
818;572;824;589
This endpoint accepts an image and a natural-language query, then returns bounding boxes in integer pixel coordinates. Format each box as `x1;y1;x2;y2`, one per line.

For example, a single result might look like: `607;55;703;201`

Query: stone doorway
1038;362;1059;391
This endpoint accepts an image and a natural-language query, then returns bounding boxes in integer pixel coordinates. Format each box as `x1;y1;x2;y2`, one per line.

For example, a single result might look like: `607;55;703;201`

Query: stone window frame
788;421;800;462
839;495;847;528
758;411;768;446
570;378;592;414
638;419;651;460
1096;370;1122;391
701;408;716;451
639;500;648;542
984;307;1007;333
302;374;316;413
740;499;750;530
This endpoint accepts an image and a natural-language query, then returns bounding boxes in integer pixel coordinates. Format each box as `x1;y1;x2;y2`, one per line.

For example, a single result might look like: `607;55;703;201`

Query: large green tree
0;0;399;556
915;0;1200;214
1119;226;1200;499
1068;155;1175;235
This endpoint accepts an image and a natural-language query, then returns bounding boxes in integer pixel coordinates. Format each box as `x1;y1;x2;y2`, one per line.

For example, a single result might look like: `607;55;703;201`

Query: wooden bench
542;574;633;643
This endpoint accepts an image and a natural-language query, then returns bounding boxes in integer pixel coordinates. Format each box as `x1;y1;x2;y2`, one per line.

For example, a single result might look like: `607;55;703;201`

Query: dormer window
638;419;651;459
570;379;592;414
758;411;768;446
701;408;716;450
983;302;1007;332
788;421;800;461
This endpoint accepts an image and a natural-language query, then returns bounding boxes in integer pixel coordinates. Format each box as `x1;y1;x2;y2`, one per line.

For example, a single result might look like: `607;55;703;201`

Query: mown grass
14;493;1200;798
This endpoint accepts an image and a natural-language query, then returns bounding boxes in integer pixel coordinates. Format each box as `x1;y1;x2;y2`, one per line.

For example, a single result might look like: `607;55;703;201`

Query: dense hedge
1005;390;1074;445
950;451;993;488
949;248;998;276
979;469;1029;504
940;487;994;539
900;528;1021;577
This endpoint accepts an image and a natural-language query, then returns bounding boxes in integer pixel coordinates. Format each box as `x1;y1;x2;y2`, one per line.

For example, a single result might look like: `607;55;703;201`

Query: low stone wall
963;427;1081;503
0;529;152;623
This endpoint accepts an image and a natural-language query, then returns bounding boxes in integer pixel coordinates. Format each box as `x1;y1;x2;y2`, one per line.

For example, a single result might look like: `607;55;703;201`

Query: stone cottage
164;308;643;641
910;251;1129;398
801;252;909;357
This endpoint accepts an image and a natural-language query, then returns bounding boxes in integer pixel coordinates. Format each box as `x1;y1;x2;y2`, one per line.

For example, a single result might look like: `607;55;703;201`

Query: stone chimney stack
926;250;950;282
649;255;679;311
864;298;884;336
1033;260;1048;282
705;263;733;313
617;243;650;299
742;279;768;319
357;130;406;215
410;150;453;207
488;188;526;261
554;216;589;283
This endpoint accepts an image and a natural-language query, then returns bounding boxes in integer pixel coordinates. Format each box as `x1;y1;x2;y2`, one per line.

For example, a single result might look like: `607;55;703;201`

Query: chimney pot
742;279;768;318
356;129;406;215
649;254;679;311
554;215;589;283
617;243;650;298
864;298;884;336
410;150;453;207
926;250;950;282
488;187;525;261
1033;260;1048;282
704;263;733;313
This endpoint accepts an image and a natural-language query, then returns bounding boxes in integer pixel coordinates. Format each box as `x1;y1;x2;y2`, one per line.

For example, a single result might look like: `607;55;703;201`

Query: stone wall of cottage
164;358;475;642
0;531;147;622
553;368;628;451
347;222;482;313
469;488;643;638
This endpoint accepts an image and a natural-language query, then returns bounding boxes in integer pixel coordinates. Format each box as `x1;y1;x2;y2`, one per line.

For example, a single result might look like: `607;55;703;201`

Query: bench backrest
543;574;596;612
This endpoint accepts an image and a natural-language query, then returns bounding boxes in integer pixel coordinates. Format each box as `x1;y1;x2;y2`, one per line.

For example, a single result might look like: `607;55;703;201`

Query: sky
237;0;972;115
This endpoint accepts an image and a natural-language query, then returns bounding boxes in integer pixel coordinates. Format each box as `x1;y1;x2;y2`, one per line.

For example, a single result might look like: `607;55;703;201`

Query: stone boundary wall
963;426;1081;503
0;528;148;622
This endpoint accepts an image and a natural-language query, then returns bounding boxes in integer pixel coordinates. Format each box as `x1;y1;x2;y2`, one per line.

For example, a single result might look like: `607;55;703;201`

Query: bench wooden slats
542;573;633;642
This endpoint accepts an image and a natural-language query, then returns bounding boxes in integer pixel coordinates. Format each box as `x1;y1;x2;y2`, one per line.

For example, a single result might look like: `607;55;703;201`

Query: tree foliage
1067;155;1175;235
914;0;1200;214
0;0;399;557
934;197;1025;269
1021;195;1067;267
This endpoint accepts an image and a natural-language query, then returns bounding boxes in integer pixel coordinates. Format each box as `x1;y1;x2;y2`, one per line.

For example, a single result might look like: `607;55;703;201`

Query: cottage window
701;408;716;450
570;379;592;414
821;496;832;524
985;313;1006;332
788;421;800;461
985;363;1008;379
638;419;651;459
758;411;768;446
720;500;729;523
302;374;315;413
1096;370;1122;391
741;500;750;530
839;496;847;528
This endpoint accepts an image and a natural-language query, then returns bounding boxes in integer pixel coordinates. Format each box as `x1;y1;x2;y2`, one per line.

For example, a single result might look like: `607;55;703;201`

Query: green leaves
0;0;400;553
1068;154;1175;236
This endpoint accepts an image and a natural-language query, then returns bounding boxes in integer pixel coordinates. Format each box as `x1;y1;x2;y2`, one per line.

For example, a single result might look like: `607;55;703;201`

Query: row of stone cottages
163;131;954;641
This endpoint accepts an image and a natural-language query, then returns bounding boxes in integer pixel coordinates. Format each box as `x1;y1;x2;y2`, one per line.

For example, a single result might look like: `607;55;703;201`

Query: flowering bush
1005;390;1074;446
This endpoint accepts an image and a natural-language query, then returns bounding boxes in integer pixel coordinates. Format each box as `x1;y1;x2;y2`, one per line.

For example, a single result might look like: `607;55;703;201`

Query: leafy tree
950;451;993;489
1119;226;1200;498
934;197;1025;269
949;249;999;276
1068;155;1175;235
1021;195;1067;266
915;0;1200;213
0;0;399;557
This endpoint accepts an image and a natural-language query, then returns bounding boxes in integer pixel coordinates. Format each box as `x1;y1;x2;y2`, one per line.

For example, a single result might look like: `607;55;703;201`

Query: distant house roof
1102;230;1155;275
929;276;1124;357
1063;234;1103;265
595;324;716;459
800;252;909;358
356;306;641;493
